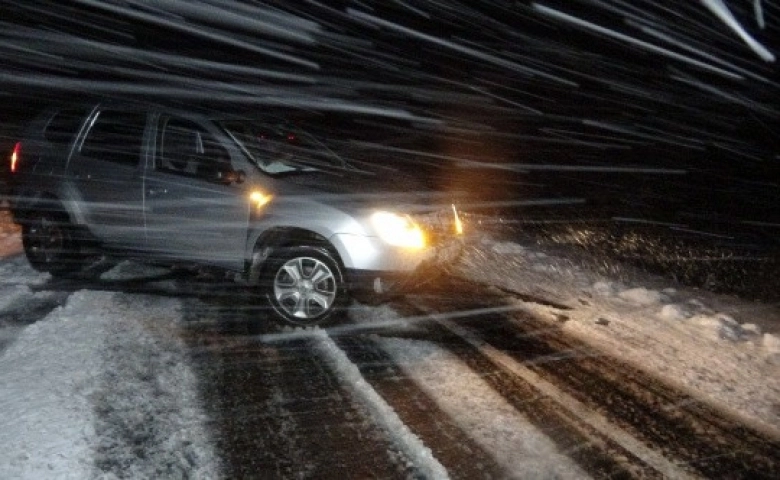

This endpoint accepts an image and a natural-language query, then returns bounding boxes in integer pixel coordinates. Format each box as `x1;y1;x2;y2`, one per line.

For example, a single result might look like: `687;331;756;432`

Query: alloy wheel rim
273;257;337;320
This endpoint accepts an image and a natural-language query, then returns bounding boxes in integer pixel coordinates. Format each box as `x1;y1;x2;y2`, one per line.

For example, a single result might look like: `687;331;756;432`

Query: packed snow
373;335;590;478
311;330;452;480
0;241;221;478
1;210;779;478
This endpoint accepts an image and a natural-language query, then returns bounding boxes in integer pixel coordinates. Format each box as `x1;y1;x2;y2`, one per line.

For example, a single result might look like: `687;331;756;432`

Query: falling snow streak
669;69;780;115
624;20;774;82
0;1;778;240
1;30;319;83
63;1;321;70
582;119;708;149
532;3;747;80
701;0;775;61
345;8;581;87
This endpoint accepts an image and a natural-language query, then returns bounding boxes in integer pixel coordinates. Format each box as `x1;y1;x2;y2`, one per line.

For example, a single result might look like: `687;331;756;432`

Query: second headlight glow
250;190;272;209
371;211;426;249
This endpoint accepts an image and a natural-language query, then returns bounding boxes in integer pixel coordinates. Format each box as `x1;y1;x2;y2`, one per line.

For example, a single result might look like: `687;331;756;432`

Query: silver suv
7;104;463;325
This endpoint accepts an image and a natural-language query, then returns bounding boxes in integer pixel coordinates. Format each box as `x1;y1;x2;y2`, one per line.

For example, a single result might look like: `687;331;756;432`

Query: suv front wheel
264;246;345;326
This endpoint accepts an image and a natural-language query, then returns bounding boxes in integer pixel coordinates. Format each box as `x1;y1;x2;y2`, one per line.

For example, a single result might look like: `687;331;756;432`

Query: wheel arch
246;227;345;284
12;190;72;225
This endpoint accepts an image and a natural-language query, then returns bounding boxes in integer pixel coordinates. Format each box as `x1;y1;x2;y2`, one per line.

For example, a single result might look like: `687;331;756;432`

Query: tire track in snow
310;329;451;480
180;297;424;479
263;305;641;478
402;277;780;479
411;302;693;479
330;329;593;479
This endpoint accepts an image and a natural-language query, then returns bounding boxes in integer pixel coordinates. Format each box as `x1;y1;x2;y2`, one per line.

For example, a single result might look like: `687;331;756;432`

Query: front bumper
338;205;466;299
331;205;463;270
345;235;464;300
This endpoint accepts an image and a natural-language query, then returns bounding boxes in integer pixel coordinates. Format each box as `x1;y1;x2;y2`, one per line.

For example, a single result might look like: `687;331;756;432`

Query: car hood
273;169;458;214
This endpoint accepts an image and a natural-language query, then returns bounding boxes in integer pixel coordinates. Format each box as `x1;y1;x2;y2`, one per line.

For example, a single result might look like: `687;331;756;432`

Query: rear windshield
220;120;347;175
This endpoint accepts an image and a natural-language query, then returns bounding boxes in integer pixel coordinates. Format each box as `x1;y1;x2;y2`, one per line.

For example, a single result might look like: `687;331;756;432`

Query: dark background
1;0;778;299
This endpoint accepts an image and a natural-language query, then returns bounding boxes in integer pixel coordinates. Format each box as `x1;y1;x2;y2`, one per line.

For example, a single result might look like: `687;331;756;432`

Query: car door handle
147;188;168;196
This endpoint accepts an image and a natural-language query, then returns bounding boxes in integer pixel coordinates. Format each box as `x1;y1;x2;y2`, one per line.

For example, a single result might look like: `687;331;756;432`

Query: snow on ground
374;335;590;479
0;256;221;479
0;249;53;351
2;210;780;478
457;235;780;437
312;330;451;480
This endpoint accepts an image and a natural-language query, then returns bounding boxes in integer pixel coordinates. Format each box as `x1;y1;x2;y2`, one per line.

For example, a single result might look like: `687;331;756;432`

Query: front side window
157;117;230;180
80;110;146;167
221;120;345;175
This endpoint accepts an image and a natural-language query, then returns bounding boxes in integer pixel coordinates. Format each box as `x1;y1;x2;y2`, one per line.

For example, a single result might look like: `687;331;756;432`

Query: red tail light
10;142;20;173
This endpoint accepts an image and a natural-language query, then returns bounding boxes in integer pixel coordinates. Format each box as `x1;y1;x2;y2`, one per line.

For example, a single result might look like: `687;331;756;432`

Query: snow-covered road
1;210;779;478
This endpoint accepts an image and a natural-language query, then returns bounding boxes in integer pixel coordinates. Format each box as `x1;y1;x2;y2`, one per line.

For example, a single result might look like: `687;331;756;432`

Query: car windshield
220;120;348;175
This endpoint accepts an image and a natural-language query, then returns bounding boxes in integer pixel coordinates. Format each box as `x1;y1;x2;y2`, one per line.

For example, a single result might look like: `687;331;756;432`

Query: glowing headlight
371;211;426;249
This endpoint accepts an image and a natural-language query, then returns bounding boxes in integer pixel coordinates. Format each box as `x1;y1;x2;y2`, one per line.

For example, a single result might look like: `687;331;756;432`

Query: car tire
22;209;85;277
263;246;345;326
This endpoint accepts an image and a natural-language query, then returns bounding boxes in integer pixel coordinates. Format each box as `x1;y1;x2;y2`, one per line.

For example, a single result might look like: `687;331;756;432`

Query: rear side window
80;110;147;167
44;109;88;145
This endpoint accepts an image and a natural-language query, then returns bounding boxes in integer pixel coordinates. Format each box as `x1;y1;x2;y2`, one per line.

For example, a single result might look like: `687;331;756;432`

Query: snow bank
457;235;780;435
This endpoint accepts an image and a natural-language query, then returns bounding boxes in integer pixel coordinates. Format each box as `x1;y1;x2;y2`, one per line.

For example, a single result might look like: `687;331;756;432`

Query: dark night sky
1;1;778;232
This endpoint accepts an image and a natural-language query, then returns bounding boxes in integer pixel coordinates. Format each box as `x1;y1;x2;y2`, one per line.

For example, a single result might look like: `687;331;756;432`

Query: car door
142;114;250;270
68;108;148;249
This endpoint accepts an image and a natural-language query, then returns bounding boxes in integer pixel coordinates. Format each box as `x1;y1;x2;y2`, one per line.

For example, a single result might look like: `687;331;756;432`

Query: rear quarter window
43;109;89;145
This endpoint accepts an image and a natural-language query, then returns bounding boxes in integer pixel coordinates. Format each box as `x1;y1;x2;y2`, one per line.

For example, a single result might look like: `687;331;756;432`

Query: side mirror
217;168;246;185
192;156;245;185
